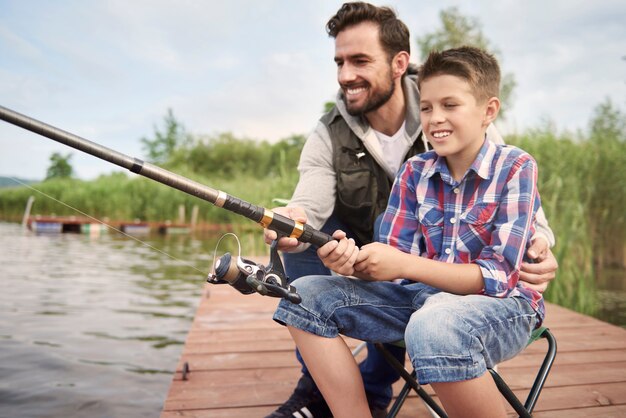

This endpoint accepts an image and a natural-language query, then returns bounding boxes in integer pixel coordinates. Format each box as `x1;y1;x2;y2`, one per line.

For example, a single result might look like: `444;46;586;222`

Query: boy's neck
446;136;487;182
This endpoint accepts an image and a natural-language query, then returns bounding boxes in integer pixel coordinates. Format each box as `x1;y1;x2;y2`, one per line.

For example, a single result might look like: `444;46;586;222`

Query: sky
1;0;625;180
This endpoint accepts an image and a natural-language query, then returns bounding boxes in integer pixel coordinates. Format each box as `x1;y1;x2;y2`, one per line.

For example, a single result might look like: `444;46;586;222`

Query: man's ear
392;51;410;79
483;97;501;126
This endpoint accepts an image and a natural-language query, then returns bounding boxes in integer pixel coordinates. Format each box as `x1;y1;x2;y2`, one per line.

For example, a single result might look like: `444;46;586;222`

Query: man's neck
365;80;406;136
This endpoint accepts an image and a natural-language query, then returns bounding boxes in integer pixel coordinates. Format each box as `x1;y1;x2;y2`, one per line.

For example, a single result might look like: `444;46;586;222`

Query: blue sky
1;0;625;180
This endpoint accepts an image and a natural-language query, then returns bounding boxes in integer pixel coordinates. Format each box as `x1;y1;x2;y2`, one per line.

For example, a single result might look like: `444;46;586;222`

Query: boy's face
419;74;497;165
334;22;395;116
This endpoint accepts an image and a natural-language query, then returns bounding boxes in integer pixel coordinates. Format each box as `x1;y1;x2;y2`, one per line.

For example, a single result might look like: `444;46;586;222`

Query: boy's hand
520;237;558;293
263;206;307;251
353;242;407;281
317;230;359;276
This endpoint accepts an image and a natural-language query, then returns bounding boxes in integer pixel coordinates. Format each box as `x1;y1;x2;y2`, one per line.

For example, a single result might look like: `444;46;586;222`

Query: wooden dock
161;269;626;417
27;215;190;235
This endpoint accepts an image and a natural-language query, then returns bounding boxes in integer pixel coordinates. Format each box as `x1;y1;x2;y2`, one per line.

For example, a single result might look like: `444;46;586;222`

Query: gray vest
321;108;425;245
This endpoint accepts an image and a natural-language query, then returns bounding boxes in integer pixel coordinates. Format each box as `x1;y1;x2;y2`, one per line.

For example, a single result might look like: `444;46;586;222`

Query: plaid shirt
380;139;545;322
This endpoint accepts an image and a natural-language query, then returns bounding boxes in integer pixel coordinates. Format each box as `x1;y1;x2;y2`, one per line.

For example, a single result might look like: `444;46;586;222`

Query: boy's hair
418;46;501;102
326;2;410;61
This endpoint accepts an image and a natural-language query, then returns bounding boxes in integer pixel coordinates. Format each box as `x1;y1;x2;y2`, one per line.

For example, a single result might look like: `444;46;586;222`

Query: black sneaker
265;375;332;418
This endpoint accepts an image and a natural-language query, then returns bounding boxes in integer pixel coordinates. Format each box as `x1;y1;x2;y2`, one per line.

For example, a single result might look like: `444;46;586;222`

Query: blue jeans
275;277;539;384
282;214;404;409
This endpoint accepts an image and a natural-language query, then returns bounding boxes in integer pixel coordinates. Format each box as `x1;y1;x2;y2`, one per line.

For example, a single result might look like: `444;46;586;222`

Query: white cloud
1;0;625;180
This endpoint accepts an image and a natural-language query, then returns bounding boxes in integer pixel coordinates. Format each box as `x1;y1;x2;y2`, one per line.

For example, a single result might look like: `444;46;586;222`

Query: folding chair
374;326;557;418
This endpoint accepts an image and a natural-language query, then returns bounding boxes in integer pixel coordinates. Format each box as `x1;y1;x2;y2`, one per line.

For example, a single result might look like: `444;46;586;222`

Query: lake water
0;221;624;418
0;221;243;418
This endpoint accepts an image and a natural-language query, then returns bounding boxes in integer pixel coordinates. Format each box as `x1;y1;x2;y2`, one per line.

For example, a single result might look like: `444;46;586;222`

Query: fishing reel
207;239;302;304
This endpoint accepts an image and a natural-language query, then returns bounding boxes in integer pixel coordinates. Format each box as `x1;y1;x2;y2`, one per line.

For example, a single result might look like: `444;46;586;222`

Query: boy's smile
419;74;499;179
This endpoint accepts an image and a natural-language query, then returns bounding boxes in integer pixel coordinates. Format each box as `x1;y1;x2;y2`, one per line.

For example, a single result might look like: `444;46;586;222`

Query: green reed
0;170;298;237
508;118;626;315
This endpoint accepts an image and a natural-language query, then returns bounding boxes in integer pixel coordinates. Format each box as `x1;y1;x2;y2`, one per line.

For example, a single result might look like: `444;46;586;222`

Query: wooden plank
162;279;626;418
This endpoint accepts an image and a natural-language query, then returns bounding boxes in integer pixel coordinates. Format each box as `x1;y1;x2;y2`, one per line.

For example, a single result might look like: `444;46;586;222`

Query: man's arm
287;122;336;230
263;122;336;251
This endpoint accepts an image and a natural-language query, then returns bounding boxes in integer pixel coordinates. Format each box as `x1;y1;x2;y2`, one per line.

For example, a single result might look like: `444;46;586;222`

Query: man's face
334;22;395;116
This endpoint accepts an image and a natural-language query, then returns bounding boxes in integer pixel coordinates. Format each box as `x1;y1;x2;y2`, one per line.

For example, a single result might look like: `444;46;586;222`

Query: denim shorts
273;276;539;384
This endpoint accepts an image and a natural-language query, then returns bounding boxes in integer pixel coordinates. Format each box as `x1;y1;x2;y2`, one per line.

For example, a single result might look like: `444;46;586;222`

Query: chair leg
524;328;557;412
377;328;556;418
489;327;557;418
489;369;532;418
374;343;448;418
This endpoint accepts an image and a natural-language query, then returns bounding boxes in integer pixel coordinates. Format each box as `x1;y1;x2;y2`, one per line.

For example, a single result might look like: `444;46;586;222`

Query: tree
45;152;74;180
416;7;517;119
141;108;189;165
590;99;626;141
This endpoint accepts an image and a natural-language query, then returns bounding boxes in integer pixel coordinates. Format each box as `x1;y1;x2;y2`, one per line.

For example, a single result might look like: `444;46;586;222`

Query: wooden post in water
191;205;199;230
21;196;35;229
178;204;185;224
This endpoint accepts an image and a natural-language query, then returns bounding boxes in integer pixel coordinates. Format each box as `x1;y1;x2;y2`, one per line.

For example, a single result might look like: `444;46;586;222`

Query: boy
273;46;544;418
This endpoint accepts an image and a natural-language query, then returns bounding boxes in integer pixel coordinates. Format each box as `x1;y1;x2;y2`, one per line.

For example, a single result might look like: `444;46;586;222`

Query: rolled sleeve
474;157;539;297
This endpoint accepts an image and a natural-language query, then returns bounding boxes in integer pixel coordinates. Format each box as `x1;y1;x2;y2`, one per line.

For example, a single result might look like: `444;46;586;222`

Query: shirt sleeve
488;124;555;247
379;162;423;254
474;155;540;297
287;122;337;252
532;206;555;247
286;122;336;251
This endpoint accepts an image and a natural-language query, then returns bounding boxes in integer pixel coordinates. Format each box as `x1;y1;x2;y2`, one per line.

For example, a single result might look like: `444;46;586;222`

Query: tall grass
0;169;299;227
507;102;626;314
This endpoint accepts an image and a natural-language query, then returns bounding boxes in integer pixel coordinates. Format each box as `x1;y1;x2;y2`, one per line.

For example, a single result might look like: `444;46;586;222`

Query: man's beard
343;73;395;116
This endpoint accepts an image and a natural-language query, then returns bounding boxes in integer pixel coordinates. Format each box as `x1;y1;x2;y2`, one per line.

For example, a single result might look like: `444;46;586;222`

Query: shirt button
453;188;460;194
445;248;452;255
450;217;457;224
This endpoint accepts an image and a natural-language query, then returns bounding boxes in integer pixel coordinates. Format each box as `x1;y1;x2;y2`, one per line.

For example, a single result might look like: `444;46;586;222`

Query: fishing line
10;177;208;276
209;232;242;277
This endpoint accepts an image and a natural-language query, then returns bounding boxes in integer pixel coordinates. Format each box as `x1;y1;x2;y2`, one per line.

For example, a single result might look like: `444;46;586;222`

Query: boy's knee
404;295;472;357
286;276;350;316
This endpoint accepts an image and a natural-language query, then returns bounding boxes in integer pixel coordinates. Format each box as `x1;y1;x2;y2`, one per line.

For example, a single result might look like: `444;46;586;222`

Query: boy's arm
357;154;540;296
355;161;485;294
488;125;558;292
488;125;556;248
473;155;540;296
354;242;485;294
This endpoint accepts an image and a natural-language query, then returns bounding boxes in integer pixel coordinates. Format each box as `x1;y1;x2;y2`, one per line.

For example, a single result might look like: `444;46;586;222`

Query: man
264;3;558;418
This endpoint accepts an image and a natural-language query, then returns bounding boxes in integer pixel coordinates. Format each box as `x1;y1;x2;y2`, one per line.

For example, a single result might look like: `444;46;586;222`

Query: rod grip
300;224;333;247
266;212;333;247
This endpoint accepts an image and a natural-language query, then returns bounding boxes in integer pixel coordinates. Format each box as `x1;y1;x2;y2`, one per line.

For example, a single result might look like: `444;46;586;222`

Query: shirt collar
425;137;496;182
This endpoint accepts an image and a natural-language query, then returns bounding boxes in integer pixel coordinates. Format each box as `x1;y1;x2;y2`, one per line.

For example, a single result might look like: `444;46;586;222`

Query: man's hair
326;2;410;61
418;46;501;102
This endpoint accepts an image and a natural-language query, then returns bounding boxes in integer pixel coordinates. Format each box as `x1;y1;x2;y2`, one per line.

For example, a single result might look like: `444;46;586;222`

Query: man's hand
317;230;359;276
263;206;307;252
353;242;408;281
520;237;558;293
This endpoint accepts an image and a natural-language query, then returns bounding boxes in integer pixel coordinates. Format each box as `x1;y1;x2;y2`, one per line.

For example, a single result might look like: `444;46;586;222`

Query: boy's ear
483;97;501;126
392;51;410;79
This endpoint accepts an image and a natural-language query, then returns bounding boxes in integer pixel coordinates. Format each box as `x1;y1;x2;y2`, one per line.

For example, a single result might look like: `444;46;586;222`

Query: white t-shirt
373;121;408;175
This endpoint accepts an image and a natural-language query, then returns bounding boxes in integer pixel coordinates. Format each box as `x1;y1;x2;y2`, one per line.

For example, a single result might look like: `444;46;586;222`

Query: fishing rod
0;105;333;303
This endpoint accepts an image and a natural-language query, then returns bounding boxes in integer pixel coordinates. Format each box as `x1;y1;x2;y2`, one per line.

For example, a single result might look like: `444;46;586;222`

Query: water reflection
0;221;261;418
